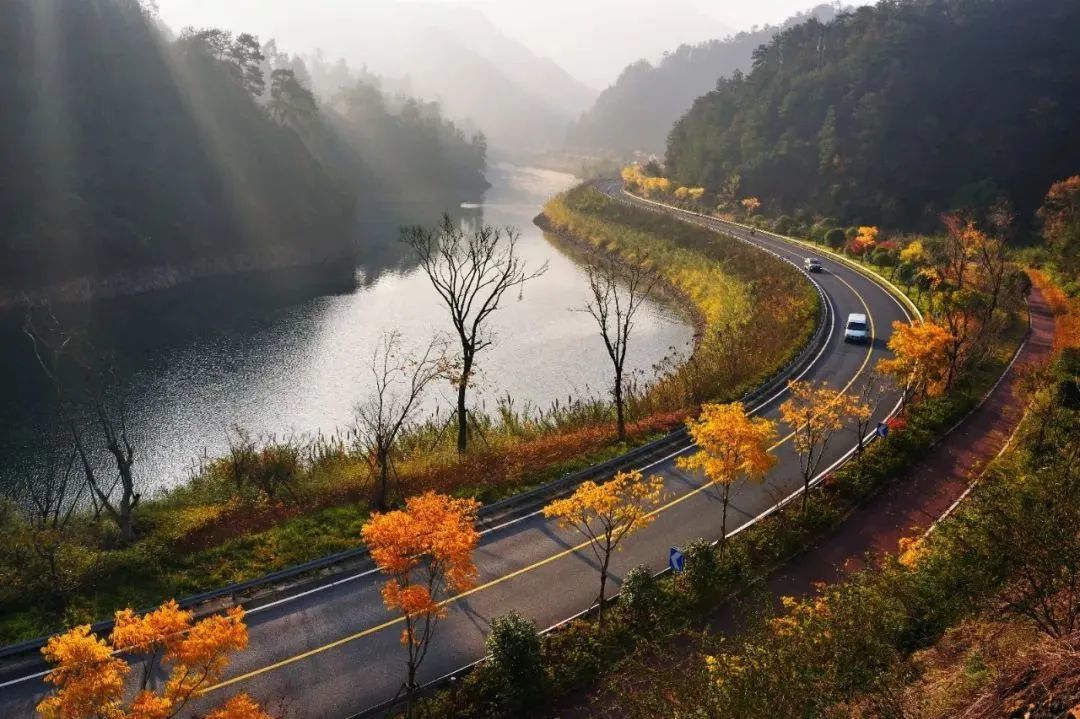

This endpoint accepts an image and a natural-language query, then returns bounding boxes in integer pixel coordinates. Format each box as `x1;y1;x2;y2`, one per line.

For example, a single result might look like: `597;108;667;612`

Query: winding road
0;185;911;718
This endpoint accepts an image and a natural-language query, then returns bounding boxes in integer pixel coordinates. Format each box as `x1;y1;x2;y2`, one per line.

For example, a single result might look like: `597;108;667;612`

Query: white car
844;313;870;343
804;257;823;273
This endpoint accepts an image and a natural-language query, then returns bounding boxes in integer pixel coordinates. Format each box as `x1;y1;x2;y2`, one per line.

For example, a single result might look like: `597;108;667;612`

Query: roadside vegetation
35;599;268;719
602;271;1078;719
409;173;1039;718
0;187;817;644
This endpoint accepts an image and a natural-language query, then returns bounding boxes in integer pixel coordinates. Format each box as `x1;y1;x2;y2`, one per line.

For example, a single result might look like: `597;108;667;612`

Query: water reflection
0;165;694;494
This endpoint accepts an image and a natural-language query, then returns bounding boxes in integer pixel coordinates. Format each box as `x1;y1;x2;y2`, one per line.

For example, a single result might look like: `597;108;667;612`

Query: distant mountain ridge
567;4;839;156
230;0;595;154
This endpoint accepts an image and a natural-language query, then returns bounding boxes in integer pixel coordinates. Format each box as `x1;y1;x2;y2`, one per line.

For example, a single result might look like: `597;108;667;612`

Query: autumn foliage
621;164;672;197
678;403;777;547
544;470;665;625
848;225;879;256
779;381;853;510
362;491;480;694
1037;175;1080;274
878;320;955;397
37;601;265;719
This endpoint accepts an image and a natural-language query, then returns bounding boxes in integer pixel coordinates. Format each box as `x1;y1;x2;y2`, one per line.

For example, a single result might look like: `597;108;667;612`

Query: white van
844;313;869;343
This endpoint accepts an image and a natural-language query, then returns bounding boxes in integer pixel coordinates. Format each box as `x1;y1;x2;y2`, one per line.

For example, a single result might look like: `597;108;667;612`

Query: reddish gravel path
771;285;1055;597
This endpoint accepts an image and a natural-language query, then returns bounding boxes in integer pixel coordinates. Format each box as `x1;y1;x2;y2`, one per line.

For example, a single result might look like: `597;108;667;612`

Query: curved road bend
0;187;910;719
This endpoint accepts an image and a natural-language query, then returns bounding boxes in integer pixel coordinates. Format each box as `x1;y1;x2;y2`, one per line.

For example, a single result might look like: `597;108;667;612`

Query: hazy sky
156;0;846;87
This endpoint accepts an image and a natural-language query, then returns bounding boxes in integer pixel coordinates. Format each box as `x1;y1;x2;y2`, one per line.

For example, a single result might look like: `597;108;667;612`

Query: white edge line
0;187;906;694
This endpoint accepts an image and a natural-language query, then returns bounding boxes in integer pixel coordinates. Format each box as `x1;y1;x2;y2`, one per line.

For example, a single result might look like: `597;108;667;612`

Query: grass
0;186;819;644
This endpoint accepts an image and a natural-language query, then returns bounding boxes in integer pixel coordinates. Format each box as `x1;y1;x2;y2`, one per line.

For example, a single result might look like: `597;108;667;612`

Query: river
0;165;694;495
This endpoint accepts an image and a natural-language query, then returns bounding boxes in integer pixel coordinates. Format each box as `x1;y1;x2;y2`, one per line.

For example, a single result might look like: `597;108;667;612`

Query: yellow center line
199;262;879;696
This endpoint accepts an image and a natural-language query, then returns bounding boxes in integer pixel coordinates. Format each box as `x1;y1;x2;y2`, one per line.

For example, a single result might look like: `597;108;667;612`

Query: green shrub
619;565;663;626
683;539;723;603
481;611;550;716
825;228;847;249
896;261;917;284
870;248;897;269
773;215;796;234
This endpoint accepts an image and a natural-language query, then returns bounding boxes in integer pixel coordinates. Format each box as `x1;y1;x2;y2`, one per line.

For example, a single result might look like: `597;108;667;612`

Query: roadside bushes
417;300;1028;718
475;612;551;715
542;186;819;417
825;227;847;249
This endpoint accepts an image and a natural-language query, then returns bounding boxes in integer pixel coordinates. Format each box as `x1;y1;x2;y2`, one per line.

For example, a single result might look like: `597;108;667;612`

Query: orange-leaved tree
851;226;879;255
741;197;761;215
362;491;480;707
1037;176;1080;274
677;403;777;554
877;320;954;398
543;469;665;628
37;601;266;719
779;381;850;513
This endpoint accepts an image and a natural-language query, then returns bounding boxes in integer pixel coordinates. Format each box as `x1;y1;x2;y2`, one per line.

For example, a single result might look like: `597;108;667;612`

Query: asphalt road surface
0;185;911;718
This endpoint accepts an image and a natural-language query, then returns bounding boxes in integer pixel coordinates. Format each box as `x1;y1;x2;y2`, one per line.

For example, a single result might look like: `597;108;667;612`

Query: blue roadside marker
876;421;890;439
669;547;685;573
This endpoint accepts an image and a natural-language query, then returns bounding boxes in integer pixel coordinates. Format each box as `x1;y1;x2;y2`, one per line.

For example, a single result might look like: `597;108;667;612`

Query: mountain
567;4;839;156
0;0;355;297
473;0;733;89
665;0;1080;227
168;0;596;154
0;0;488;300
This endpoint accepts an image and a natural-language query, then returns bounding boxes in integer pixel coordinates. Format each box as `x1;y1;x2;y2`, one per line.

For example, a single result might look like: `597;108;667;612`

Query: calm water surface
0;165;694;493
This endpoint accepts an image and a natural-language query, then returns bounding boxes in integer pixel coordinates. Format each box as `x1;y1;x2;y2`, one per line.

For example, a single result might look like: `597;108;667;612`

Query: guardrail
612;184;923;324
0;207;834;670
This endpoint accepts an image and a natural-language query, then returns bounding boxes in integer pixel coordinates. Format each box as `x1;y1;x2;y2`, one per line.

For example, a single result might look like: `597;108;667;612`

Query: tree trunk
377;447;390;511
719;487;729;560
456;354;472;454
598;550;611;630
614;368;626;442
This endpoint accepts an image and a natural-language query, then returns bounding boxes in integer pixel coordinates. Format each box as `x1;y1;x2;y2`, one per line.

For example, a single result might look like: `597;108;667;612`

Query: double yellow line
200;255;879;696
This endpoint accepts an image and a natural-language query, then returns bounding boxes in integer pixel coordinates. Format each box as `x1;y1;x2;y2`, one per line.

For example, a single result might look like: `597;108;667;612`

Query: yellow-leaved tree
741;197;761;215
688;187;706;202
544;469;665;628
37;601;267;719
779;381;851;512
674;186;690;201
362;492;480;709
899;239;927;266
677;403;777;554
877;320;954;397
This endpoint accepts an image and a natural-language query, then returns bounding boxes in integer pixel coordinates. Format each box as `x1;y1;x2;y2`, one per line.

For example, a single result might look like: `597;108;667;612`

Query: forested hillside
665;0;1080;228
0;0;487;296
566;5;837;156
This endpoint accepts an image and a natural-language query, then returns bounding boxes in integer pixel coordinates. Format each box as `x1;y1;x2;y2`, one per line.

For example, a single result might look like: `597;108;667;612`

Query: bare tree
354;332;444;509
850;373;886;455
24;309;141;544
5;443;89;599
580;252;659;441
402;215;547;454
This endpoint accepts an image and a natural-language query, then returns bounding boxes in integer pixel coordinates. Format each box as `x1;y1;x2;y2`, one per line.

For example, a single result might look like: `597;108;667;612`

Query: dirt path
562;286;1057;718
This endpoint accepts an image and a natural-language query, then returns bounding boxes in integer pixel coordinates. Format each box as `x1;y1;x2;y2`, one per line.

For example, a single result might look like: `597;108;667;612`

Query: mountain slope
567;4;838;156
665;0;1080;227
0;0;354;294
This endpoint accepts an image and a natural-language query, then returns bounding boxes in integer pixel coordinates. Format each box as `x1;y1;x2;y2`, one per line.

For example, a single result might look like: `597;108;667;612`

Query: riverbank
0;182;818;645
0;250;360;310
